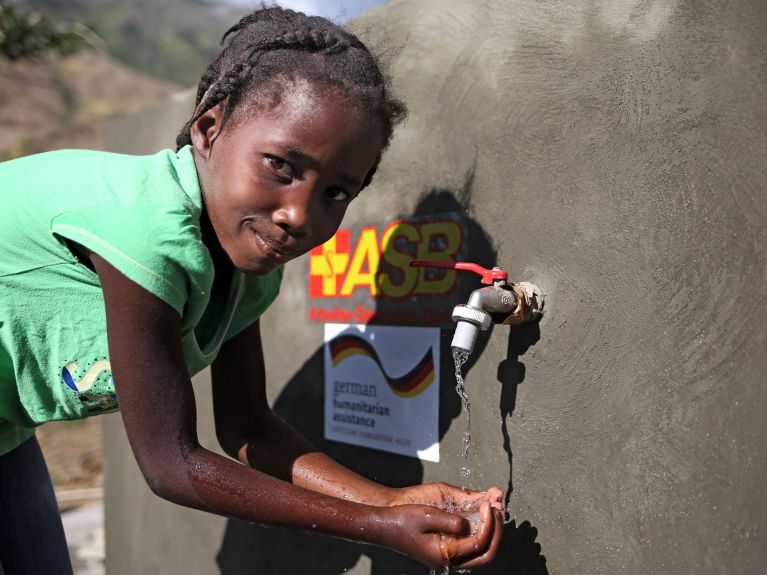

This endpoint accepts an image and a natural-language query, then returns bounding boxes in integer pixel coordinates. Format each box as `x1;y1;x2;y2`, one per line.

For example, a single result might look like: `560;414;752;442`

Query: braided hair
176;6;406;189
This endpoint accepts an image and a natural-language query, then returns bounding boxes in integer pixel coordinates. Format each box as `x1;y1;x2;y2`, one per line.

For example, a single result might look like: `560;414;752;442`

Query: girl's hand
388;482;504;514
377;494;503;569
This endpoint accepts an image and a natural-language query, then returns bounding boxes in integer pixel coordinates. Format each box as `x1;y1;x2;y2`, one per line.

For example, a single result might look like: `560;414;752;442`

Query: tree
0;3;87;61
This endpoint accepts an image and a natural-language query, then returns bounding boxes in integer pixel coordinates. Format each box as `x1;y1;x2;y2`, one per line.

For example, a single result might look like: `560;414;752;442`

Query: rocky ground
36;419;104;508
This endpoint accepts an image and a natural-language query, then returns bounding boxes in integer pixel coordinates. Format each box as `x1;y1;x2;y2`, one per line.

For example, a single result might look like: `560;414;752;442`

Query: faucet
410;260;544;354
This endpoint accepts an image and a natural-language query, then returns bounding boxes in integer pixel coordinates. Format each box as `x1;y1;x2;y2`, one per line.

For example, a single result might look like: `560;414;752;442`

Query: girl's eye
267;156;294;178
326;188;351;202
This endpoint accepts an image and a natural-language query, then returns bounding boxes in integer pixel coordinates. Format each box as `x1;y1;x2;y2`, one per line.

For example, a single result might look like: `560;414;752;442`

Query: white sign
324;323;440;462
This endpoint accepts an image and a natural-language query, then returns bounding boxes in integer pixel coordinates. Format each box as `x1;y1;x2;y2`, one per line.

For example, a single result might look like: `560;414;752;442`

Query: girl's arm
211;318;424;505
92;254;501;569
211;317;503;520
211;318;396;504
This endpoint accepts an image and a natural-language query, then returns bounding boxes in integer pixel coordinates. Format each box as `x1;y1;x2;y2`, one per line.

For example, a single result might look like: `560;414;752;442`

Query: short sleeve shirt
0;147;282;454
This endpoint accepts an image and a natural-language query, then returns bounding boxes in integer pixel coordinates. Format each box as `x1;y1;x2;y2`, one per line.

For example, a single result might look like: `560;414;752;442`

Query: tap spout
451;304;492;354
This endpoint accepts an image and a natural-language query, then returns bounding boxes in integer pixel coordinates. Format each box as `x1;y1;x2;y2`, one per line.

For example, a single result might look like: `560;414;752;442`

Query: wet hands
382;484;504;569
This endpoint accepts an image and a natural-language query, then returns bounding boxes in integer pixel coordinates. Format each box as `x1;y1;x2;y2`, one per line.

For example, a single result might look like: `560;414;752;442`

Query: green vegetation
0;3;88;60
25;0;246;85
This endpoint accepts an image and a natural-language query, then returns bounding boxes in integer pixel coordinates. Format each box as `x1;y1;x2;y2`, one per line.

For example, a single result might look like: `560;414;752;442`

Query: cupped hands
377;483;504;569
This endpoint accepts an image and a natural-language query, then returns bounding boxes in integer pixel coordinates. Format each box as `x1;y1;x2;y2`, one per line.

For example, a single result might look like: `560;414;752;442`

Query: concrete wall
104;1;767;573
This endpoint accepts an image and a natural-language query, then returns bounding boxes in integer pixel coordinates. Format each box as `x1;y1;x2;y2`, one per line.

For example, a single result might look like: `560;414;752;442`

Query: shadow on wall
216;186;547;574
498;322;541;510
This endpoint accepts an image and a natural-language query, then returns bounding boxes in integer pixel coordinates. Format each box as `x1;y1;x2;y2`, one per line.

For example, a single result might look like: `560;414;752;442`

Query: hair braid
177;26;348;149
194;68;219;107
176;6;406;190
220;7;297;44
193;61;253;121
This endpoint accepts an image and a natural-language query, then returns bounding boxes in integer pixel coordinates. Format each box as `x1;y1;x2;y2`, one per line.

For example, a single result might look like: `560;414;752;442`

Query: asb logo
309;218;463;299
329;334;435;398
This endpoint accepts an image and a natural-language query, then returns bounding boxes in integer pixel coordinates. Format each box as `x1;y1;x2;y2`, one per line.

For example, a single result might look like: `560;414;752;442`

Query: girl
0;6;503;573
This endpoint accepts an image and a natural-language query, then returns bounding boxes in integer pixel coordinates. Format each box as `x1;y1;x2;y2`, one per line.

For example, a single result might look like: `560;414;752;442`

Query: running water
428;565;471;574
425;351;475;575
452;347;472;483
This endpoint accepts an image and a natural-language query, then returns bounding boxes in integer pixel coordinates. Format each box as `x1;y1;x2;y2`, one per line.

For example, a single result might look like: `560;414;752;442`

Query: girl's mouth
253;232;294;264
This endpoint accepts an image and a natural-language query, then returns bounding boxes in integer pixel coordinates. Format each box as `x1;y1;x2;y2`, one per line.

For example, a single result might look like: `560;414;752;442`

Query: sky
228;0;388;22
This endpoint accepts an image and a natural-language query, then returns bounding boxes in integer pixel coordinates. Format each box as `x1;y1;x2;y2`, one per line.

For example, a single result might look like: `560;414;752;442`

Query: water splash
429;566;471;574
452;348;472;483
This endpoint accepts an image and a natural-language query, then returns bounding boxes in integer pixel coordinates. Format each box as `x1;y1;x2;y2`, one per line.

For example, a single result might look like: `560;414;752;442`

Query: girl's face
192;82;384;275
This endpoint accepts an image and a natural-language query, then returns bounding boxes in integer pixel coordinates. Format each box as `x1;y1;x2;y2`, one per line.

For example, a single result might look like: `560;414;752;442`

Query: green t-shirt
0;146;283;455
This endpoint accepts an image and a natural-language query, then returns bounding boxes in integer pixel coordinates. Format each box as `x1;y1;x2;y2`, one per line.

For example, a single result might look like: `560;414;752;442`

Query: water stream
426;350;474;575
452;348;472;483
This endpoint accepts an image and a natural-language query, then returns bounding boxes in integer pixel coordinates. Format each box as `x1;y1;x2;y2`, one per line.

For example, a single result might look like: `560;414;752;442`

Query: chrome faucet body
411;261;544;354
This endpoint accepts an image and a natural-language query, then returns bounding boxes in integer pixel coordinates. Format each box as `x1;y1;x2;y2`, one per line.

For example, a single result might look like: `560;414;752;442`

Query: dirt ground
36;418;104;511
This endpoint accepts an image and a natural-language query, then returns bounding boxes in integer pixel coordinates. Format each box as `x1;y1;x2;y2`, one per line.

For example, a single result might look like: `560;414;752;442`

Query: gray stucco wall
104;1;767;573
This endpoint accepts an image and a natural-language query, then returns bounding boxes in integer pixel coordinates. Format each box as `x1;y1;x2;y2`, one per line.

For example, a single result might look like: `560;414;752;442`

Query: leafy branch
0;3;95;61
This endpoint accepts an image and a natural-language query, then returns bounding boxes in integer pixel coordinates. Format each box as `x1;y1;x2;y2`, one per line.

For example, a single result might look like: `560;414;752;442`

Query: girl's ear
190;103;226;160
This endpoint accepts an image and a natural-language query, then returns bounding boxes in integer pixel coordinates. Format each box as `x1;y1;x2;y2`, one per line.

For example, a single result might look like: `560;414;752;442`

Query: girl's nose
271;184;314;236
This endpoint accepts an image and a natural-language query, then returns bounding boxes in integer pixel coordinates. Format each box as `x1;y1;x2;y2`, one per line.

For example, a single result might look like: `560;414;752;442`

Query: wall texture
104;1;767;573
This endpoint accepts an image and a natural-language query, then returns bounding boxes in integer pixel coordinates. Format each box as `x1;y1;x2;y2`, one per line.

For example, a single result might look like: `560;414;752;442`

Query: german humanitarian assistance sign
324;323;440;462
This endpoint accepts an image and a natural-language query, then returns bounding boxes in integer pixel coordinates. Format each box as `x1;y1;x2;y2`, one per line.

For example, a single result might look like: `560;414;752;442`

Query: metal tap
410;260;544;354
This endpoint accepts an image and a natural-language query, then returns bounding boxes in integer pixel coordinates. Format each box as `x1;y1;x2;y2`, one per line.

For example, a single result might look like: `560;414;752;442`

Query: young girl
0;6;503;573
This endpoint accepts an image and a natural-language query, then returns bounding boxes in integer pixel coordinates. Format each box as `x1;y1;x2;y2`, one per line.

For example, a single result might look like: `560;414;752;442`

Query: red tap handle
410;260;508;285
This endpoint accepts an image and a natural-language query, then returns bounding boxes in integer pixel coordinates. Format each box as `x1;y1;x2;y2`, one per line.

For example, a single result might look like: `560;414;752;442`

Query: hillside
1;0;241;159
0;49;181;159
26;0;245;85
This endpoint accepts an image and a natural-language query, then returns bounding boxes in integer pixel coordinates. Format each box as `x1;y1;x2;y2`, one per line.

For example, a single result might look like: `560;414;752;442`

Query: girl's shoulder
2;147;199;205
2;147;148;177
46;147;210;317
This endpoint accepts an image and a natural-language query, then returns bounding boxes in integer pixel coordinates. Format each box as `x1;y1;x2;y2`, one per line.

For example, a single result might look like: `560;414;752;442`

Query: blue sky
227;1;388;22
